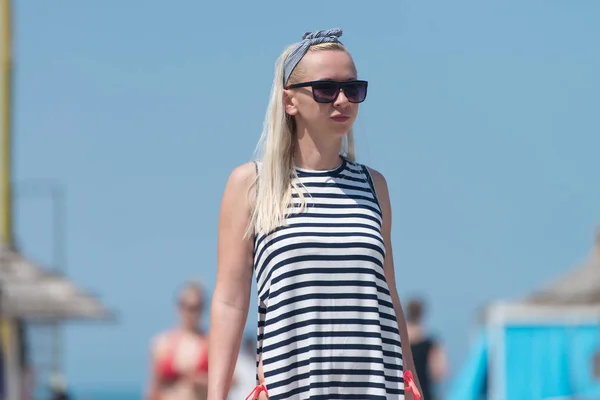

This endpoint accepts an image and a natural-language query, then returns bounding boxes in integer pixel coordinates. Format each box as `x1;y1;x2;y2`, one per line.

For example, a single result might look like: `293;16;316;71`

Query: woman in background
407;297;448;400
146;281;209;400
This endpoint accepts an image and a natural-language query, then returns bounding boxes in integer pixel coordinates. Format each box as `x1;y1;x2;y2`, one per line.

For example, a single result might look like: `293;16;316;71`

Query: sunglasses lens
310;82;368;103
180;301;201;312
343;82;367;103
312;82;339;103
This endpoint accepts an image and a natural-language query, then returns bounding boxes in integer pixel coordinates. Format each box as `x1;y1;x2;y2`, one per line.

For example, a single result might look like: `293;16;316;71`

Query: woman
209;28;422;400
147;281;209;400
406;298;448;400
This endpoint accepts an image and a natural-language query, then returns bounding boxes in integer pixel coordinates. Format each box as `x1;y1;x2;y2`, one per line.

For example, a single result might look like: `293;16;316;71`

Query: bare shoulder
150;331;173;355
364;166;390;199
225;162;257;192
222;161;258;206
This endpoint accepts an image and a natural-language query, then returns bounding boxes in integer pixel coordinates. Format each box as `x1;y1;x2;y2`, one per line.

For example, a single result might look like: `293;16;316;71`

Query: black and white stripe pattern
253;158;404;400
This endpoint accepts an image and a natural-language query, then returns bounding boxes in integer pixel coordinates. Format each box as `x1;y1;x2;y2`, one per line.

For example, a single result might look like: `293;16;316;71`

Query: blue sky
9;0;600;391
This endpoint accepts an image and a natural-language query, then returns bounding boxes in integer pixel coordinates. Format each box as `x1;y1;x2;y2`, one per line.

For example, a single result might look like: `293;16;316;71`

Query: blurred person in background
406;297;448;400
146;281;209;400
17;319;35;400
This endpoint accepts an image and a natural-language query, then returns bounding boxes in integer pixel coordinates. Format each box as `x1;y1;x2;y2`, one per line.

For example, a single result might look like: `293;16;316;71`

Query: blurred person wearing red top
146;281;209;400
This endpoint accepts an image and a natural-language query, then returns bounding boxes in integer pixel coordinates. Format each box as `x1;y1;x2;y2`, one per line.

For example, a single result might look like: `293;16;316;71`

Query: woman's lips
331;115;350;122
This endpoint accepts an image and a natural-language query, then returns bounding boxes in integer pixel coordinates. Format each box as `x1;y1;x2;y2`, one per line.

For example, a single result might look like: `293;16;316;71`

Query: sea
71;388;141;400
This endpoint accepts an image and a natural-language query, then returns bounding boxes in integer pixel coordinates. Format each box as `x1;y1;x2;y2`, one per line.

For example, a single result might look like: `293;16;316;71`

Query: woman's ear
283;89;298;116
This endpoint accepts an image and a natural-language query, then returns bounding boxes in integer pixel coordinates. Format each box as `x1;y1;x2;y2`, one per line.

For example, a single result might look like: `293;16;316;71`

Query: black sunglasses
179;300;203;312
286;80;368;104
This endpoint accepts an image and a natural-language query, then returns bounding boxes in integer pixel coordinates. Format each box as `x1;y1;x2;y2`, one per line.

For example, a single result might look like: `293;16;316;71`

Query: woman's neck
179;325;202;335
407;323;424;342
294;129;343;170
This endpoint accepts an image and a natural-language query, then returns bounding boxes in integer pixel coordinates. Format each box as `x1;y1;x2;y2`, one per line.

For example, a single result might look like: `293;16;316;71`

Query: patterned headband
283;28;343;85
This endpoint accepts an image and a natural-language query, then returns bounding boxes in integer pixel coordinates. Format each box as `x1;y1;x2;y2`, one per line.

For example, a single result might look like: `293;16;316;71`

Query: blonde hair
178;279;205;302
245;41;356;238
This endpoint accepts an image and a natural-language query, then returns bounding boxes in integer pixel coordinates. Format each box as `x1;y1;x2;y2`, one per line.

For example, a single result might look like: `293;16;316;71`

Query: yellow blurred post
1;0;19;400
1;0;12;243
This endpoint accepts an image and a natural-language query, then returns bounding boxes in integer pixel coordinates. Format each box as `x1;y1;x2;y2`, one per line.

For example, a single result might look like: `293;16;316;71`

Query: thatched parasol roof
0;244;115;321
524;229;600;306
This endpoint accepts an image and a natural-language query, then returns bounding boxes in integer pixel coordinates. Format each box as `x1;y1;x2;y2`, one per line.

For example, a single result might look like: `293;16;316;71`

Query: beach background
4;0;599;399
69;389;139;400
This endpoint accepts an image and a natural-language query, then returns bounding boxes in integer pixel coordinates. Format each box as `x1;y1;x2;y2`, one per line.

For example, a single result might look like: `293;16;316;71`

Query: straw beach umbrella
525;229;600;306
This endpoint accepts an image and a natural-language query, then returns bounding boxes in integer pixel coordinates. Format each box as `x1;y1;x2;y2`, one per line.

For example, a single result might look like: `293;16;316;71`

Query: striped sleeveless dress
253;158;405;400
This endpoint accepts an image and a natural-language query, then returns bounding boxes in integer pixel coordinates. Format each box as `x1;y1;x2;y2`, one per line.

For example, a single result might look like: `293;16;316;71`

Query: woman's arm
370;168;423;397
429;341;449;383
207;162;257;400
145;340;161;400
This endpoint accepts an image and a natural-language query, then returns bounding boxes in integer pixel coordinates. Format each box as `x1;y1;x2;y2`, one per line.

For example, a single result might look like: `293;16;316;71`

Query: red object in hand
246;373;418;400
246;383;268;400
404;370;422;399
